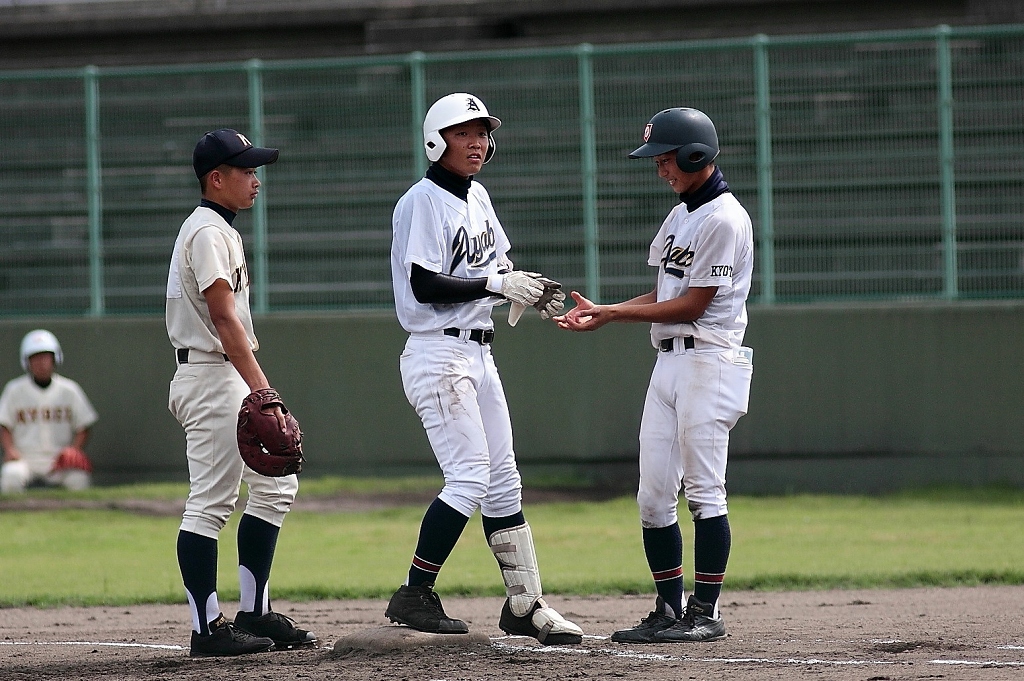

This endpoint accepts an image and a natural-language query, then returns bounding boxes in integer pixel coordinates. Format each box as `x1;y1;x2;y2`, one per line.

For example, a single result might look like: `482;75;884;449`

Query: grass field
1;480;1023;607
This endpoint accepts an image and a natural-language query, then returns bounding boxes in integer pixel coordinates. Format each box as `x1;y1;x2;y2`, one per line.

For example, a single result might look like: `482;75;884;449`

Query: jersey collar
200;198;237;225
679;166;729;212
426;162;472;202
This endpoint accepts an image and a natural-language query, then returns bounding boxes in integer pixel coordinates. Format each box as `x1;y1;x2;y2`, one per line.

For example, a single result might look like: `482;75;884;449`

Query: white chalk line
491;637;1024;668
0;641;185;651
5;638;1024;668
931;660;1024;667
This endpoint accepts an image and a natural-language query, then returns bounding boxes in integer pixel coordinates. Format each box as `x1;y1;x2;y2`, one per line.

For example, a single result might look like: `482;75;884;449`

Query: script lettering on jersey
449;221;497;274
232;262;248;293
661;234;695;279
16;406;73;424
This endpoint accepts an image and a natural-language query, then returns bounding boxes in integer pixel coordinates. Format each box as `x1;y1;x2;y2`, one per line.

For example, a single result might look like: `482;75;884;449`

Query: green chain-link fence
2;24;1023;317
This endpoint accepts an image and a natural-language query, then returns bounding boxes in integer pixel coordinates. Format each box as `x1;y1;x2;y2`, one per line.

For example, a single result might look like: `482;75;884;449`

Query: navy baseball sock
692;514;731;611
642;523;684;619
237;514;280;616
407;498;470;587
481;510;526;537
177;530;219;635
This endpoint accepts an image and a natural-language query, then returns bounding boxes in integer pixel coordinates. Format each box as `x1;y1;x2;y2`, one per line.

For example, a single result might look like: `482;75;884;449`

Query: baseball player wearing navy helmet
557;107;754;643
0;330;98;494
165;129;316;657
386;93;582;645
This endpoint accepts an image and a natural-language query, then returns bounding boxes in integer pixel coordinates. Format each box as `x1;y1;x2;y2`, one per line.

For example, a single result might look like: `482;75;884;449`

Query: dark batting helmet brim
628;141;681;158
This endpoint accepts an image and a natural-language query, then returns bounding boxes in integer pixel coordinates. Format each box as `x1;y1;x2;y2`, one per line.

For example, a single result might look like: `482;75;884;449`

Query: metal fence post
410;52;428;180
246;59;269;314
84;65;105;316
753;35;776;305
936;25;959;299
577;43;601;303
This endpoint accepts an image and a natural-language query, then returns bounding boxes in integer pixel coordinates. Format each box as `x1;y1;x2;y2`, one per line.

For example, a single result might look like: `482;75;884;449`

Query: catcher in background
556;108;754;643
165;129;315;657
0;329;98;494
387;92;581;645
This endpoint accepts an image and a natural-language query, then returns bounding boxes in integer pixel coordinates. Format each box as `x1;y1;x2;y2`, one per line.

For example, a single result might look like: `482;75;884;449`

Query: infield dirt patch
2;586;1022;680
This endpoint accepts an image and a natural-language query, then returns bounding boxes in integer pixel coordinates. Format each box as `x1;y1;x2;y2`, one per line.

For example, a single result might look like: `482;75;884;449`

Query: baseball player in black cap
165;129;316;657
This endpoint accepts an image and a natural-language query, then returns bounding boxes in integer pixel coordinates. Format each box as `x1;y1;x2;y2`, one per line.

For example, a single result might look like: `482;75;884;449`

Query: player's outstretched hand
554;291;610;331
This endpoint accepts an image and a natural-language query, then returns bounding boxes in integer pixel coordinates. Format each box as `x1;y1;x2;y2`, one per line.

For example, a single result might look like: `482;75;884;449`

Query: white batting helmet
423;93;502;164
20;329;63;372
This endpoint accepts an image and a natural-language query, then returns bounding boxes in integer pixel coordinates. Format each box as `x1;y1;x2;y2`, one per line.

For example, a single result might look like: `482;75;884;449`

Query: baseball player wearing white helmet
387;93;581;645
0;329;98;494
165;129;316;657
556;107;754;643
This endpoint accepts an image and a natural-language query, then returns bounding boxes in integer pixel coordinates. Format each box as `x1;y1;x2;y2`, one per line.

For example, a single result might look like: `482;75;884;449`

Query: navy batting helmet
629;108;719;173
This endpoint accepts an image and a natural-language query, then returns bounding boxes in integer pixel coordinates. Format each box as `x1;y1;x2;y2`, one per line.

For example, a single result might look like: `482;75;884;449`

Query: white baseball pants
637;345;753;528
168;354;297;538
400;334;523;519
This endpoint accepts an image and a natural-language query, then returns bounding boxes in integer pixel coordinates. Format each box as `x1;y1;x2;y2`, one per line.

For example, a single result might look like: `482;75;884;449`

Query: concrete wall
2;0;1023;69
1;300;1021;492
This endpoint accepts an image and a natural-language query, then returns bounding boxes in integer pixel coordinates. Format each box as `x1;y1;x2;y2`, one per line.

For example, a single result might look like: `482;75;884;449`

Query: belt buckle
481;329;494;344
659;338;673;352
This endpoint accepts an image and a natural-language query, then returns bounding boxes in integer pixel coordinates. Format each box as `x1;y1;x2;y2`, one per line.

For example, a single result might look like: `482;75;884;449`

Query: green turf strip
1;486;1023;607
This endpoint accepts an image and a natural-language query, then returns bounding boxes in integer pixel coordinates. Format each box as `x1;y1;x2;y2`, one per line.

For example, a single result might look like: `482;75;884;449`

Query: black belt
177;348;229;364
444;327;494;345
660;336;696;352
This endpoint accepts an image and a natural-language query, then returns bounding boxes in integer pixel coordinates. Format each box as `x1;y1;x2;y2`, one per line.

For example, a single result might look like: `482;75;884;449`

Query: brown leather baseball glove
51;446;93;473
236;388;304;477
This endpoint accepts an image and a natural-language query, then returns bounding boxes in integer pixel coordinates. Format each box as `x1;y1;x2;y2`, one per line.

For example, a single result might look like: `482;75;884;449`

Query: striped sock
693;514;731;611
642;523;684;618
407;498;470;587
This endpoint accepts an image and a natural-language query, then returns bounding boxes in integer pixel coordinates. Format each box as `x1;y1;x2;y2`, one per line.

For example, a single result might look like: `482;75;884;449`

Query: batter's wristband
485;273;505;294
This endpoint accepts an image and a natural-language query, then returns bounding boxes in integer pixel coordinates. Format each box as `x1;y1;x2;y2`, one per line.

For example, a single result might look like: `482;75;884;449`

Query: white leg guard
488;522;584;644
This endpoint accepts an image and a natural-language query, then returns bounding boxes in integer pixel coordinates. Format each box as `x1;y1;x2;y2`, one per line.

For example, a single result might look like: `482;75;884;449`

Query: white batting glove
488;271;545;306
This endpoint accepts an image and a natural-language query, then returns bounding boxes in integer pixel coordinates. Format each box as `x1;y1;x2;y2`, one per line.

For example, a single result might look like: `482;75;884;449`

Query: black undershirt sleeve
410;263;497;304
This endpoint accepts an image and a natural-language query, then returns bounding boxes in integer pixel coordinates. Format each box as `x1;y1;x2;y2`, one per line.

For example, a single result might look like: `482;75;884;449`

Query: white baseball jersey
0;373;98;463
647;193;753;349
392;173;524;518
392;177;510;333
166;206;258;354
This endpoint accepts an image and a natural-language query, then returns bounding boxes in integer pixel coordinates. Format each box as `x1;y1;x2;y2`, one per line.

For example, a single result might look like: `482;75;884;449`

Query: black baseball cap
193;128;279;179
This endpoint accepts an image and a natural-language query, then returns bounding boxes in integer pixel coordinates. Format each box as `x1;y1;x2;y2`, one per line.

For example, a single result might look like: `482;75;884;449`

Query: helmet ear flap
674;143;720;173
424;130;447;163
483;133;496;164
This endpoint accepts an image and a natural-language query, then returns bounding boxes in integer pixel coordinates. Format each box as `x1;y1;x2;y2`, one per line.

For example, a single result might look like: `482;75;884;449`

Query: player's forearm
410;264;491;304
215;318;271;391
604;287;717;324
205;279;272;391
619;290;658;307
0;426;20;461
71;428;89;450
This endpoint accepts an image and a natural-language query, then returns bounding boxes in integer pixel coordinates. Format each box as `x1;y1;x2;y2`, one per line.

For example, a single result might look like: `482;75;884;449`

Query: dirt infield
2;586;1022;680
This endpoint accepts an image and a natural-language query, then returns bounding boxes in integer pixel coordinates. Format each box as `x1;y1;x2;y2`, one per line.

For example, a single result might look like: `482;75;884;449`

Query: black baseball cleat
497;598;584;646
654;595;727;642
385;582;469;634
610;597;679;643
189;613;275;657
233;610;318;649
